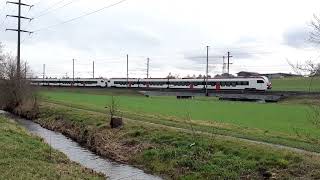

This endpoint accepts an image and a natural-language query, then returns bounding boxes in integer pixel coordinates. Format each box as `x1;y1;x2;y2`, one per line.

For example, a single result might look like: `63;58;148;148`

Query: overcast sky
1;0;320;78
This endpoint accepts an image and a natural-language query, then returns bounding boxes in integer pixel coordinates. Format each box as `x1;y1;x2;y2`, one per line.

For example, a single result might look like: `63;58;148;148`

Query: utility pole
72;59;75;85
24;62;27;78
42;64;45;80
126;54;128;88
222;56;227;74
92;61;95;79
227;51;233;75
6;0;33;79
206;46;209;96
147;58;150;79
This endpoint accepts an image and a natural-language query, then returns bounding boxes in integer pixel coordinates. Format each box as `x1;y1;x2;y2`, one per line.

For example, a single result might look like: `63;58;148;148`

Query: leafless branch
310;14;320;44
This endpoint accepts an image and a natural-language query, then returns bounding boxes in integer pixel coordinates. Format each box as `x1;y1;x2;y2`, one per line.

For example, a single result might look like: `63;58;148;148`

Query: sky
0;0;320;78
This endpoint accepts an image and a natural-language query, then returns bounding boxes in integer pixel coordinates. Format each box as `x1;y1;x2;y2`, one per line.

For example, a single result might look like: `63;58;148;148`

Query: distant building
236;71;260;77
237;71;302;79
214;73;235;78
261;73;302;79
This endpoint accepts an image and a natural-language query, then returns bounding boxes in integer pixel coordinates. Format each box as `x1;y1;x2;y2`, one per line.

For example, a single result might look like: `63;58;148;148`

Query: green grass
271;77;320;91
0;116;104;180
38;89;320;153
40;90;320;139
37;102;320;179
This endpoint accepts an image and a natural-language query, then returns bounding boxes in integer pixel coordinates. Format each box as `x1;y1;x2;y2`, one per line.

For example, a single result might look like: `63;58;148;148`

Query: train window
209;82;216;86
240;81;249;86
220;82;225;86
225;82;231;86
231;82;236;87
257;80;264;84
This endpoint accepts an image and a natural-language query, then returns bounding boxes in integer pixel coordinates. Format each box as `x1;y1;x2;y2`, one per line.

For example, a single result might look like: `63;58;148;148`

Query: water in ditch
1;111;162;180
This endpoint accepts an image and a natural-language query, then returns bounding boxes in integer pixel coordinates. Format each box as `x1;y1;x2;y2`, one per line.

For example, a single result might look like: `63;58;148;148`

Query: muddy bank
40;118;147;163
34;117;150;164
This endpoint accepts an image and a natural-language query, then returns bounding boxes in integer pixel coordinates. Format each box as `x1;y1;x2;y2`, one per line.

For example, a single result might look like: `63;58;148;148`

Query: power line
32;0;47;7
33;0;129;32
32;0;67;17
32;0;83;19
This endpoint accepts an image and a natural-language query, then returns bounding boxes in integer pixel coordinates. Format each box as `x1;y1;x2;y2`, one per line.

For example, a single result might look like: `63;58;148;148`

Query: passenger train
30;76;272;91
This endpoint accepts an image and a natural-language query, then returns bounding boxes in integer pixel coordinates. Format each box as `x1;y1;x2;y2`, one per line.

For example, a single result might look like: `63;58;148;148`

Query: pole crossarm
6;1;33;7
6;29;33;34
5;0;33;79
6;15;33;21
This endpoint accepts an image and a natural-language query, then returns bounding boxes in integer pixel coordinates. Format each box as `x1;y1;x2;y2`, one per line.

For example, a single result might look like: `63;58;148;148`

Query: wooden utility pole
147;58;150;79
227;52;233;75
92;61;95;78
72;59;75;84
222;56;227;74
6;0;33;79
206;46;209;96
24;62;27;78
126;54;129;88
42;64;45;80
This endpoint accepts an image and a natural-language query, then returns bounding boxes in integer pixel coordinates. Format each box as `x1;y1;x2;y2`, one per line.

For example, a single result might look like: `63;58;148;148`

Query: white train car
205;76;271;90
110;78;169;88
31;76;271;91
109;76;271;91
109;78;140;88
31;78;107;87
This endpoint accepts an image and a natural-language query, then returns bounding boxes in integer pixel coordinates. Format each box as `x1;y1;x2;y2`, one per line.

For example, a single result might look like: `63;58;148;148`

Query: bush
0;49;38;118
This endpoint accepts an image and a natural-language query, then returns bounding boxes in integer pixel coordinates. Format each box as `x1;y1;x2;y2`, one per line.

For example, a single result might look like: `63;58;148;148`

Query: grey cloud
184;47;257;65
25;11;162;54
283;26;310;48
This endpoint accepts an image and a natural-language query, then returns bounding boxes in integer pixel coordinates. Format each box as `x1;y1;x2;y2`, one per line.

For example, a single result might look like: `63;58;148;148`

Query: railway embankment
13;100;320;179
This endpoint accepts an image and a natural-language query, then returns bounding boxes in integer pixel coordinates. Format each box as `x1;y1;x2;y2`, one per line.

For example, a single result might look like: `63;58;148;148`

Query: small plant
107;96;123;128
184;104;197;146
108;96;118;120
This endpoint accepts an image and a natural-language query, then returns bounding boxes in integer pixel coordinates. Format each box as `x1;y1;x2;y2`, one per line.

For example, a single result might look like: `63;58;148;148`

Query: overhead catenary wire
32;0;83;19
32;0;47;7
33;0;129;32
32;0;67;17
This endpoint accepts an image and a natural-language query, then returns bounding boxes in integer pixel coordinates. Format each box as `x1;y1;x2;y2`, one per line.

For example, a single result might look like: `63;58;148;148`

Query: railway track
114;87;320;97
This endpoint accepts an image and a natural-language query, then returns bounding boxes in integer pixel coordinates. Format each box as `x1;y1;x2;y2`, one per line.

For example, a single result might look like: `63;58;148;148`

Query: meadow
34;88;320;179
37;101;320;179
40;90;320;138
271;77;320;91
39;88;320;153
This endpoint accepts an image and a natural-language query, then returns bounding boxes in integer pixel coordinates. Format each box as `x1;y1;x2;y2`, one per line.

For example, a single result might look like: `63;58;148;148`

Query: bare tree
310;14;320;44
285;16;320;143
0;44;38;118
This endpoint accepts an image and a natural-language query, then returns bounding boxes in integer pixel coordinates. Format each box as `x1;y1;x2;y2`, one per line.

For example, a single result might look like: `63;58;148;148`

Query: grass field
40;90;320;138
0;115;103;179
38;88;320;153
37;102;320;179
271;77;320;91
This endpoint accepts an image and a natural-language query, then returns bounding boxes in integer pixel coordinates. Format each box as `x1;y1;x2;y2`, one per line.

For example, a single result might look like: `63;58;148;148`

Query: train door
256;80;264;90
216;82;220;90
190;83;194;89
